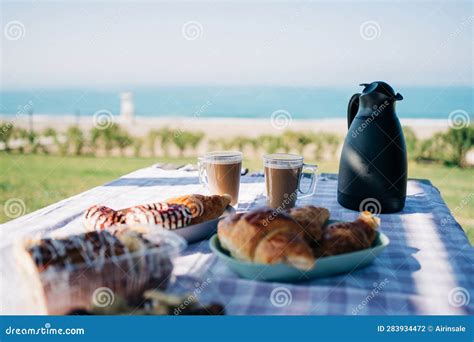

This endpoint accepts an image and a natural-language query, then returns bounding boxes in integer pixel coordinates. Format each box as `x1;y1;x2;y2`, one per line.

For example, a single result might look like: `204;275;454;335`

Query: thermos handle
347;93;361;129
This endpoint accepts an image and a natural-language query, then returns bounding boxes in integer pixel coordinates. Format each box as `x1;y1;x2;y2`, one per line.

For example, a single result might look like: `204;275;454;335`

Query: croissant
317;211;380;257
218;208;315;270
288;206;330;245
166;194;231;224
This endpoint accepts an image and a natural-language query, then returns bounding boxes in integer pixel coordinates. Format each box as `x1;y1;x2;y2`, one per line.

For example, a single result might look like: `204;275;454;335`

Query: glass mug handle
298;163;318;199
198;157;208;187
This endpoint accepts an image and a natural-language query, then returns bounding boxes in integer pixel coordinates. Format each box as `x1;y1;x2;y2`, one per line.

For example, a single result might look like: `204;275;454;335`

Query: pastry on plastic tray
17;228;181;314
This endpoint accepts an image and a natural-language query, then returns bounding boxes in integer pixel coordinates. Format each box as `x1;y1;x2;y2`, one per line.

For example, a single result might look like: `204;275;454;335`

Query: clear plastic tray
19;226;187;315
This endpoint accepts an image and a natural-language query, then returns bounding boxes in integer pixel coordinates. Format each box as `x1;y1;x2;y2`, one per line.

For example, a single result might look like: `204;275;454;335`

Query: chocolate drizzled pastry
27;231;160;272
124;203;192;229
21;229;175;315
83;203;192;231
83;205;126;231
83;194;231;232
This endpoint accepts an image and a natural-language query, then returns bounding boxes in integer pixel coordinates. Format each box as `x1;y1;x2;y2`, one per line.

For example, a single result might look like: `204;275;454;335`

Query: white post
120;92;135;123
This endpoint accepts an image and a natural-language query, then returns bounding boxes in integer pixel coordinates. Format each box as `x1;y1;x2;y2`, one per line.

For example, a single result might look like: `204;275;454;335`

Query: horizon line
1;83;473;91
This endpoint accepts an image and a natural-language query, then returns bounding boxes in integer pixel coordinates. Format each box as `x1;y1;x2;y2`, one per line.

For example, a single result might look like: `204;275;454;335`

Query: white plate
171;206;235;243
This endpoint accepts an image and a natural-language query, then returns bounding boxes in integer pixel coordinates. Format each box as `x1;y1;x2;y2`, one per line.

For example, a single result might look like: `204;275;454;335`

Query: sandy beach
4;115;451;139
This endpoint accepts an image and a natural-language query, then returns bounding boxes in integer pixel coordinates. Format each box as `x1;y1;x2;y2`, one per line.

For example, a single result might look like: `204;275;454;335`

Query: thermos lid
359;81;403;101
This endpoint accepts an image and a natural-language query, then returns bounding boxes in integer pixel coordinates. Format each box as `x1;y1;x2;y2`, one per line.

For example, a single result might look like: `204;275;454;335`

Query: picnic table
1;165;473;315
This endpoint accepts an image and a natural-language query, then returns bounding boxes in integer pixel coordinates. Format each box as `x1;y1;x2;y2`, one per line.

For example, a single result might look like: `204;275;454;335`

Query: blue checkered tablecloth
1;166;473;315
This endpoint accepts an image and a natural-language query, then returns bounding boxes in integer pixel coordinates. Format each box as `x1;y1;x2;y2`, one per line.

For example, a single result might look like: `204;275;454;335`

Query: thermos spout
394;93;403;101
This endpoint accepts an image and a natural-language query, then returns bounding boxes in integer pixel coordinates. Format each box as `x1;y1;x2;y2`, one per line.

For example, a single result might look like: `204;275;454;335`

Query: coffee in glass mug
198;151;242;206
263;153;318;209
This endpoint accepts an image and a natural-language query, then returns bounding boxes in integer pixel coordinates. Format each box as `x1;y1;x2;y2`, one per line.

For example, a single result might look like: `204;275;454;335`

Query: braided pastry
83;205;126;231
84;203;191;231
166;194;231;224
124;204;192;229
83;194;231;231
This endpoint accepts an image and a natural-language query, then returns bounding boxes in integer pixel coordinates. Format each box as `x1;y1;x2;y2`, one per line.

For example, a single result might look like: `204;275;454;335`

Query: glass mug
263;153;318;209
198;151;243;206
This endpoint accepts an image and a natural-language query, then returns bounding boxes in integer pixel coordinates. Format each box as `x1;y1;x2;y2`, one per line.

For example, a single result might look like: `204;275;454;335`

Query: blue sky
1;1;473;88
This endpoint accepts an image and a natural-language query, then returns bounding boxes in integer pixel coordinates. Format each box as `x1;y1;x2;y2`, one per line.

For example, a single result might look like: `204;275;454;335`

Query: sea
0;86;472;120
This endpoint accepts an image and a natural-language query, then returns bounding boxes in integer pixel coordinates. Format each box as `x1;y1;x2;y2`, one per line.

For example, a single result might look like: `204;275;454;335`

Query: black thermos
337;81;407;213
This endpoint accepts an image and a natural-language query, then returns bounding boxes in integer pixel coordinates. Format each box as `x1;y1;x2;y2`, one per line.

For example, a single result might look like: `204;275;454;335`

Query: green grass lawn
1;153;472;244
